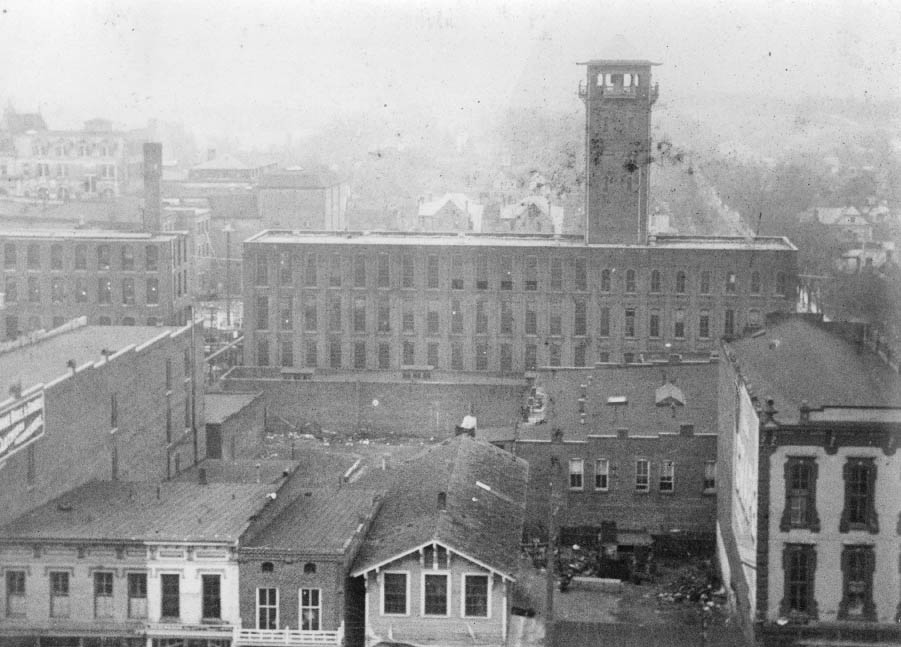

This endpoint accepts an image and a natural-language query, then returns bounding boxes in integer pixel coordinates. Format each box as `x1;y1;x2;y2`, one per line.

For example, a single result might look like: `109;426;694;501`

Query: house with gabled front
350;436;528;647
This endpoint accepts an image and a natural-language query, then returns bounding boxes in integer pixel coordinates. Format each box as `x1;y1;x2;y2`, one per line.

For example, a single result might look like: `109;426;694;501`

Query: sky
1;0;899;147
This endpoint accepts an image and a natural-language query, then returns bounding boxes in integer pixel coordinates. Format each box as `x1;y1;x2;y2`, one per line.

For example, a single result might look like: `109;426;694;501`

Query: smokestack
143;142;162;233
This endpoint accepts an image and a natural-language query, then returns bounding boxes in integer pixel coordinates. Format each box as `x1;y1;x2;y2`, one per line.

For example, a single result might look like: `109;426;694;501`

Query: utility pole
545;429;564;647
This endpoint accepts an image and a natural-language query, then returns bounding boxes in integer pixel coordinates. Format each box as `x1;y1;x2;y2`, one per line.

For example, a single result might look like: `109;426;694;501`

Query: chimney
437;492;447;511
143;142;162;232
198;468;207;485
207;148;217;161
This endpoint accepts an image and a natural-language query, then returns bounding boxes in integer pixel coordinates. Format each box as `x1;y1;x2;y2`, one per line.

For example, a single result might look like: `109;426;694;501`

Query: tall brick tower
579;57;659;244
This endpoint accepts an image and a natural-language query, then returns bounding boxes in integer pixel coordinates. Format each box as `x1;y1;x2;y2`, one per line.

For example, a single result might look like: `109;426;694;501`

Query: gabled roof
204;392;263;424
0;480;273;544
351;436;528;579
726;316;901;423
655;382;685;407
418;193;484;220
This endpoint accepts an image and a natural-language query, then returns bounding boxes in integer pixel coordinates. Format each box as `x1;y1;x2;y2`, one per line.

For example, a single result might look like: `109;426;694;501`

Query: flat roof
578;59;661;66
204;392;263;424
0;228;180;241
0;324;182;399
0;480;273;543
245;230;796;252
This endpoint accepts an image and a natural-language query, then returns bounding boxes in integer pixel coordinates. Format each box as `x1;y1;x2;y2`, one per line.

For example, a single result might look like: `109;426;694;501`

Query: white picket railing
234;625;343;646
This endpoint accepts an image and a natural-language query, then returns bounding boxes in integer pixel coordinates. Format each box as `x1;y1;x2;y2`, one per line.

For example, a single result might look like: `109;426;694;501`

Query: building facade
241;231;796;372
0;321;205;527
258;169;348;231
0;229;193;339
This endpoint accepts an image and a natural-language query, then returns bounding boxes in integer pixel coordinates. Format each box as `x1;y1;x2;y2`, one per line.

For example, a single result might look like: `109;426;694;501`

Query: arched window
675;271;687;294
303;563;316;574
650;270;662;293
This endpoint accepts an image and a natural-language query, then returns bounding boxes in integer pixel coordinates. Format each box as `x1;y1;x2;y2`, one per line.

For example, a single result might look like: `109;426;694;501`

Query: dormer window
655;383;685;407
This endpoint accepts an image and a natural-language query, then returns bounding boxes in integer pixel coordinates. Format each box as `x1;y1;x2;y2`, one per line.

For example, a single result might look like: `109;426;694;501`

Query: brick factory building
240;56;798;374
0;319;205;527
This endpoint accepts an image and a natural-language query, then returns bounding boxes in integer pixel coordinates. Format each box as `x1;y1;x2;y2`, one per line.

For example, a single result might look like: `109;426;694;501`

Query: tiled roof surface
204;392;262;424
243;488;382;554
0;325;180;400
0;480;273;543
529;363;719;441
352;436;528;577
727;317;901;423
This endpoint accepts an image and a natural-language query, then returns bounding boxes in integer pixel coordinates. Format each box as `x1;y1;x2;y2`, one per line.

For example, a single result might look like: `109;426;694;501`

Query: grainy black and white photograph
0;1;900;646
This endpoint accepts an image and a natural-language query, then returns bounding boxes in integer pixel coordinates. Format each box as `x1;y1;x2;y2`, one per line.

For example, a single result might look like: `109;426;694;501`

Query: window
838;546;875;620
428;342;440;368
549;299;562;336
674;309;685;339
256;296;270;330
382;573;407;615
402;301;415;333
650;269;661;292
704;461;716;492
840;458;878;533
378;343;390;369
257;587;278;629
261;562;274;573
451;254;464;289
6;570;26;617
304;254;318;286
499;256;513;290
573;342;587;367
500;300;513;335
423;573;449;616
127;574;148;619
724;309;735;337
122;278;135;305
595;459;609;491
353;297;366;332
353;342;366;369
28;277;40;303
525;301;537;335
377;298;391;332
599;306;610;337
301;588;321;630
635;459;649;492
280;296;294;331
548;343;561;367
524;256;538;290
675;270;686;294
278;251;293;285
782;544;816;617
624;308;636;338
451;342;463;370
254;254;269;286
304;297;317;332
569;458;584;490
550;258;562;290
625;269;636;293
574;299;586;336
450;300;463;334
699;310;710;339
121;246;135;271
202;574;221;620
524;344;537;371
427;255;439;289
145;245;158;272
725;271;737;293
776;272;789;297
306;341;318;368
403;341;415;366
50;571;70;617
401;254;414;288
329;339;342;369
600;268;611;292
377;253;390;288
94;572;114;618
475;255;489;290
3;243;15;269
427;302;440;335
659;461;674;492
328;295;342;331
257;338;270;366
329;254;342;287
26;244;40;270
354;254;366;287
463;574;489;617
749;309;762;329
97;245;111;270
4;277;17;303
475;343;488;371
649;310;660;338
751;271;761;294
700;271;710;295
98;278;112;304
573;258;587;291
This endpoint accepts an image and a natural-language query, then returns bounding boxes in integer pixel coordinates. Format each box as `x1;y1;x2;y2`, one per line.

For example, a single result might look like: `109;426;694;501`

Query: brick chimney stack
142;142;162;233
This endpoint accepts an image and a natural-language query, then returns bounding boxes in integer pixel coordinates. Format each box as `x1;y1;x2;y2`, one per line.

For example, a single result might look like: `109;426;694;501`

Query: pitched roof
242;488;382;554
0;480;273;543
204;392;262;424
192;154;250;171
726;316;901;423
418;193;484;221
523;362;719;441
352;436;527;578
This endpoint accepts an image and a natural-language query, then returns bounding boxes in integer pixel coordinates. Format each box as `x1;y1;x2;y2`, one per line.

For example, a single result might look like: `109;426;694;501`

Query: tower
579;58;659;244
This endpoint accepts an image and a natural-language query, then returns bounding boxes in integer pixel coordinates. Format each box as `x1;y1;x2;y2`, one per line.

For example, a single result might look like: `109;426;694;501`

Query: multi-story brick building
242;231;796;372
0;228;192;339
258;169;349;231
240;55;798;373
0;319;204;527
717;315;901;646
